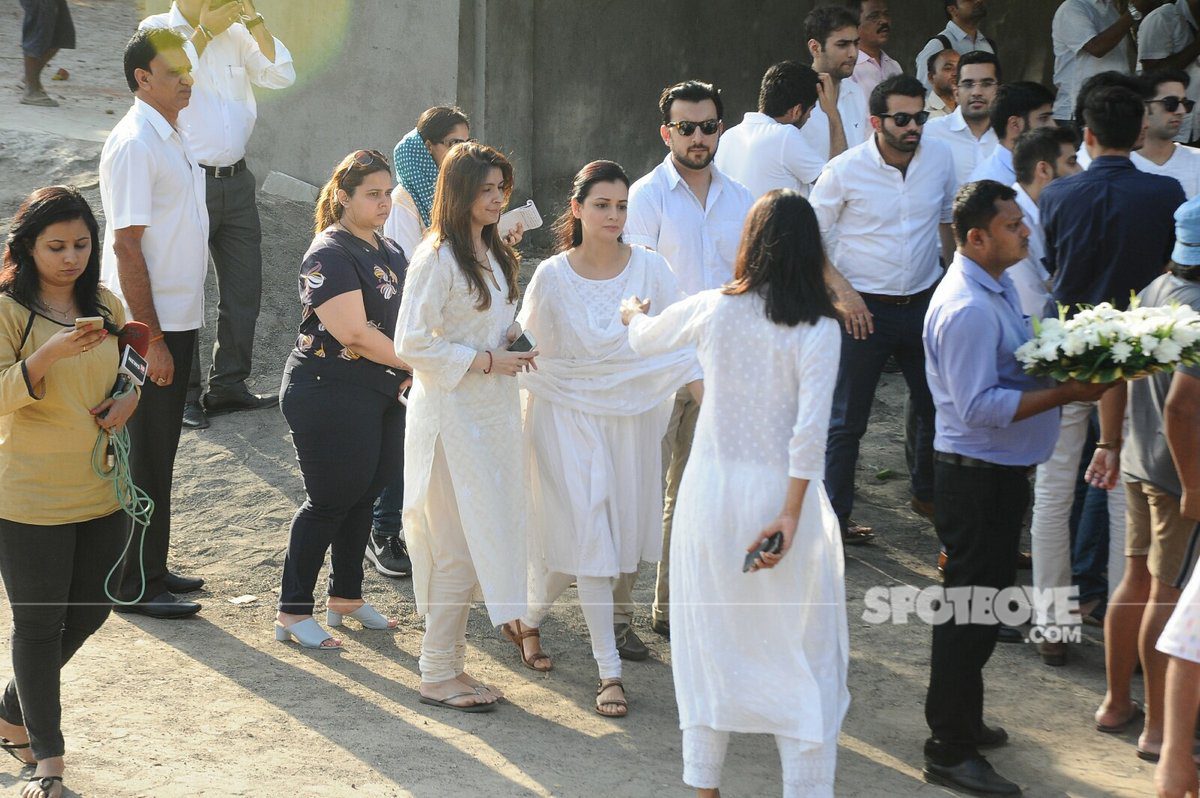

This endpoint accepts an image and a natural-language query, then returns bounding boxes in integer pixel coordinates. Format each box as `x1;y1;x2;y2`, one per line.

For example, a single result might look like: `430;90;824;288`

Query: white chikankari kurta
517;246;700;577
629;290;849;743
395;240;527;625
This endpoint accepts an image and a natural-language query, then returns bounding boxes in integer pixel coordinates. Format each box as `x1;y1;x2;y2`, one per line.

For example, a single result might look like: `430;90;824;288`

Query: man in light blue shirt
921;180;1112;797
969;81;1056;185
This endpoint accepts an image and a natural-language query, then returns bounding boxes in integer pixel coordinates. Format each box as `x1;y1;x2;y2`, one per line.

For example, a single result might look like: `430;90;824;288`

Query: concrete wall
144;0;461;187
456;0;1062;247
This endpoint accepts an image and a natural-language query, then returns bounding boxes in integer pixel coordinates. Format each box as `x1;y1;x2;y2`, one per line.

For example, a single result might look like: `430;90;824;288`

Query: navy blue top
1040;156;1185;312
287;227;409;397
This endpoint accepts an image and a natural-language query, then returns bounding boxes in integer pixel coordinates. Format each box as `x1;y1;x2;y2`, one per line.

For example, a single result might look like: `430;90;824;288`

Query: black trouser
0;512;127;759
188;168;263;402
119;330;195;601
278;369;404;615
925;457;1029;765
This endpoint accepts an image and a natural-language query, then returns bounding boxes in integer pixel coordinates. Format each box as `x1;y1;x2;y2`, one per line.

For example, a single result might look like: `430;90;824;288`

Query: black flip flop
1096;702;1144;734
0;737;31;766
27;775;62;797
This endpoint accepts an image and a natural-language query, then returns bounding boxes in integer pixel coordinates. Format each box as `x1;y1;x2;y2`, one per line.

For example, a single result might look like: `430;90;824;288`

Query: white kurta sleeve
394;245;478;391
627;291;712;357
788;318;841;480
625;179;663;250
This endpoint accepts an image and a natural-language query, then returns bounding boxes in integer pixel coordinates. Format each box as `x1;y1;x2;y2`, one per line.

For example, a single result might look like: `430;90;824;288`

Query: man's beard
674;146;716;170
881;128;920;153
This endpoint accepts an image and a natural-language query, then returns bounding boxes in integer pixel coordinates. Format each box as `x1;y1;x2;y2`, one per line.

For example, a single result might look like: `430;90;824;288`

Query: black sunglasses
1148;96;1196;114
339;149;389;186
877;110;931;128
666;119;721;136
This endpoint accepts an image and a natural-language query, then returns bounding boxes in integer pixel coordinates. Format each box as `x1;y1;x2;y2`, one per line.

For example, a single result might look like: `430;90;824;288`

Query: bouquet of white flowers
1015;299;1200;383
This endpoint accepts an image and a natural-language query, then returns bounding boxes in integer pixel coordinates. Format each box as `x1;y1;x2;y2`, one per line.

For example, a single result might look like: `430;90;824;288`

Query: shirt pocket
227;65;247;101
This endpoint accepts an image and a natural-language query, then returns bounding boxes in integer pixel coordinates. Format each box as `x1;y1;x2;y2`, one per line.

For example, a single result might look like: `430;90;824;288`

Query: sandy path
0;3;1161;796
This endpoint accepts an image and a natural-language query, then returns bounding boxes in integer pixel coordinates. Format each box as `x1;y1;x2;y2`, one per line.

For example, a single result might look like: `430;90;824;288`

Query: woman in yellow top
0;186;139;798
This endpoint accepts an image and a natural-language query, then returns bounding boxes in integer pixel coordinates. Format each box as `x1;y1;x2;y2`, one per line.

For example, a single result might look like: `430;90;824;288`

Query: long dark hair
1;185;119;333
722;190;837;327
416;106;470;144
553;160;630;253
429;143;519;309
314;149;392;235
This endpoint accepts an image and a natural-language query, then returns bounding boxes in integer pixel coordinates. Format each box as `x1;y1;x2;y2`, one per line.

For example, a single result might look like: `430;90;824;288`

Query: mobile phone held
74;316;104;332
507;330;536;353
743;531;784;573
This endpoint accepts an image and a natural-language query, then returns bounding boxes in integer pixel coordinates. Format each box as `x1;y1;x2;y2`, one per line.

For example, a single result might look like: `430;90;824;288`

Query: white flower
1171;322;1200;347
1037;340;1062;361
1140;334;1160;358
1111;341;1133;363
1156;338;1183;364
1015;341;1039;366
1061;331;1089;357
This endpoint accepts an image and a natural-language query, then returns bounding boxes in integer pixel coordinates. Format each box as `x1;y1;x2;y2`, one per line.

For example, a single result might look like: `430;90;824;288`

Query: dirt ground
0;2;1164;796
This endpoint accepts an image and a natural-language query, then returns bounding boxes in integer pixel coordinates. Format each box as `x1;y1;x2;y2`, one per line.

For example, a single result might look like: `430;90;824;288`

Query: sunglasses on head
878;110;931;127
1148;96;1196;113
666;119;721;136
339;149;389;186
440;136;476;147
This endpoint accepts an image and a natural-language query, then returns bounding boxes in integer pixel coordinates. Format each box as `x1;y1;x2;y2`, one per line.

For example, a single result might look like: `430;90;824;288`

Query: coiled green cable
91;385;154;605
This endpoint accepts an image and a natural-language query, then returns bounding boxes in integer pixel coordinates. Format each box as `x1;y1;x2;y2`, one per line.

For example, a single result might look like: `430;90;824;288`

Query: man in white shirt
140;0;295;430
1051;0;1159;125
798;6;869;168
969;81;1056;185
101;28;209;619
1138;0;1200;144
923;50;1000;188
915;0;994;91
1009;126;1082;319
1132;69;1200;198
809;75;958;542
925;48;960;119
715;61;821;198
848;0;902;107
623;80;754;638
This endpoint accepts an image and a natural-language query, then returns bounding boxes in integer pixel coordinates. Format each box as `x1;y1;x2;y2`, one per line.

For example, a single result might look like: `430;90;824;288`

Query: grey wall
145;0;462;187
457;0;1062;247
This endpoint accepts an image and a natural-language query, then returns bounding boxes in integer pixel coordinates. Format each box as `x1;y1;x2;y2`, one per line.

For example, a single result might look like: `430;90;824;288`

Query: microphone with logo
102;321;150;467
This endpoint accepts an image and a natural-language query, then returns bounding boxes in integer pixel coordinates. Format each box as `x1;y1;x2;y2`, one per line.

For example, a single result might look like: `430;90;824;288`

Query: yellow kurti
0;288;126;525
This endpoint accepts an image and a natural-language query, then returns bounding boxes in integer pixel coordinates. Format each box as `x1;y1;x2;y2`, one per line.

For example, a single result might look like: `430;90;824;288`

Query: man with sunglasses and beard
848;0;902;111
1138;0;1200;146
622;80;754;647
809;75;958;546
1132;70;1200;199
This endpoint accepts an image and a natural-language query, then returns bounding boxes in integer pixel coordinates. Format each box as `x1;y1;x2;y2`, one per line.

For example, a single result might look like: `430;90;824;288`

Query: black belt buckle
202;159;244;179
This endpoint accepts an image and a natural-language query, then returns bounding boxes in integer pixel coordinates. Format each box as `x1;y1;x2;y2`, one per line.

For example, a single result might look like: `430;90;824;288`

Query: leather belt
200;158;246;178
935;451;1034;474
860;285;935;306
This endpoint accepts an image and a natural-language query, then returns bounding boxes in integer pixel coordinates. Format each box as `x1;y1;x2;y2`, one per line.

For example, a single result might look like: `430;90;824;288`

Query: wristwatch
1128;5;1143;21
243;13;265;30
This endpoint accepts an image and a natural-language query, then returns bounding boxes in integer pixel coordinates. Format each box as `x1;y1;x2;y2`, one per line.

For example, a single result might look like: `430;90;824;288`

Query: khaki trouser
613;389;700;625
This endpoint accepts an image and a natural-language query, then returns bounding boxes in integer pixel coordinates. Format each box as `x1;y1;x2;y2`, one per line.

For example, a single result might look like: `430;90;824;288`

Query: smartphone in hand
74;316;104;332
507;331;536;353
743;531;784;573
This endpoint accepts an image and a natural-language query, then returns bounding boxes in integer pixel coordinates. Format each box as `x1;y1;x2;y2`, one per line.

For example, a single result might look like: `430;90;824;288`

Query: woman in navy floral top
274;150;411;650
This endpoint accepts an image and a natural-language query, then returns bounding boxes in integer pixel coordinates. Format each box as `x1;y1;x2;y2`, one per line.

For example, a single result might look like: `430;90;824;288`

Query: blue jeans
372;472;404;538
826;294;936;527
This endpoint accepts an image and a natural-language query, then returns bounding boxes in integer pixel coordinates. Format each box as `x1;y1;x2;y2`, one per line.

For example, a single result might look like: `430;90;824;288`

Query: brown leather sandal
501;621;552;672
595;678;627;717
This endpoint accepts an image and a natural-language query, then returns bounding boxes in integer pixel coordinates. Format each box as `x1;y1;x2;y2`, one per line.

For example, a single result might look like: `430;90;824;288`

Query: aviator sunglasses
666;119;721;136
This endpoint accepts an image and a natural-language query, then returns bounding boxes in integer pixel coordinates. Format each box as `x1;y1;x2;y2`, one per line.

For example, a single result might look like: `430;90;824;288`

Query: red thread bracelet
482;351;493;374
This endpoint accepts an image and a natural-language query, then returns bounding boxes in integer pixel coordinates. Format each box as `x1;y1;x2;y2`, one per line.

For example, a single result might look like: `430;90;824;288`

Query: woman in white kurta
622;190;849;797
394;143;538;713
512;161;700;716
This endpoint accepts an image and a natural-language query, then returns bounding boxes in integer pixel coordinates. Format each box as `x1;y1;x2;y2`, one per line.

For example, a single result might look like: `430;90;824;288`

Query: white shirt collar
166;2;192;33
947;106;968;132
662;154;728;200
133;97;177;141
1013;182;1040;226
741;111;776;126
857;49;896;68
945;21;977;44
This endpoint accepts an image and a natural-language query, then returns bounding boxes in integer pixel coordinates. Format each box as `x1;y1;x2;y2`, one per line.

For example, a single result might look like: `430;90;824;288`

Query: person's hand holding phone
488;348;538;376
745;513;799;572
